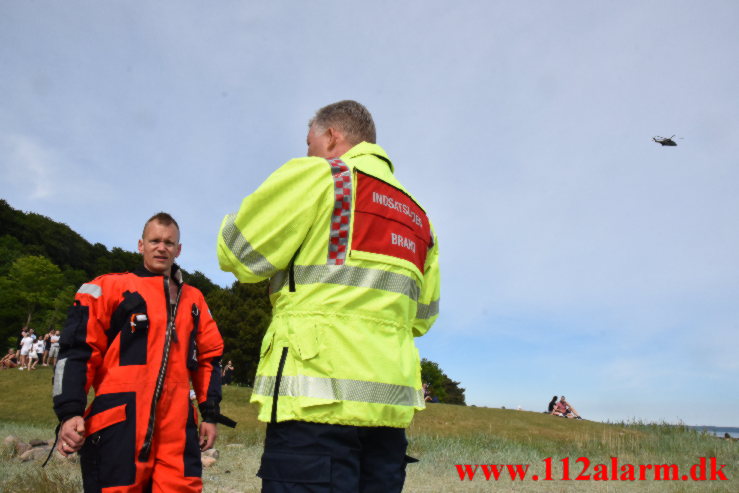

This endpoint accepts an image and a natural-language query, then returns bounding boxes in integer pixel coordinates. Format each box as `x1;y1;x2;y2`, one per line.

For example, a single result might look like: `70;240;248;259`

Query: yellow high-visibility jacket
217;142;440;428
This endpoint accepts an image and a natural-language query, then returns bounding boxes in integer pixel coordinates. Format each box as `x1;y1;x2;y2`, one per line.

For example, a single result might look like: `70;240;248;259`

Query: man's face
307;125;332;158
138;221;181;276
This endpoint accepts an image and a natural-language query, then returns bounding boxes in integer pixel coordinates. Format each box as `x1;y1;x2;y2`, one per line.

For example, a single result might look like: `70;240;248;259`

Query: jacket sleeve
413;229;440;338
52;280;112;422
217;157;331;283
189;295;225;423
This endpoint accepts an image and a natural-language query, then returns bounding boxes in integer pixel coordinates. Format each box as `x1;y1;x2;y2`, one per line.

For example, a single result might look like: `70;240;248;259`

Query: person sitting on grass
552;396;582;419
423;383;432;402
546;395;558;413
0;349;19;369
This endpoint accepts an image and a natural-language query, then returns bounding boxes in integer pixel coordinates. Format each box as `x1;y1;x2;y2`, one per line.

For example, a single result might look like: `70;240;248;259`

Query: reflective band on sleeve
254;374;425;408
52;357;66;397
77;283;102;299
416;299;439;319
221;213;278;277
271;264;420;301
269;270;288;293
326;159;352;265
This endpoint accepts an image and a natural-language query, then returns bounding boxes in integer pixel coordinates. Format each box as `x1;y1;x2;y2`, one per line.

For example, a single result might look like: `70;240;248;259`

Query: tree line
0;199;464;404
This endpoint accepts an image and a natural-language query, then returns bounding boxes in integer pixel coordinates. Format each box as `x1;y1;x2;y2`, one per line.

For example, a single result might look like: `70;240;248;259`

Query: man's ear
326;127;338;153
327;127;348;153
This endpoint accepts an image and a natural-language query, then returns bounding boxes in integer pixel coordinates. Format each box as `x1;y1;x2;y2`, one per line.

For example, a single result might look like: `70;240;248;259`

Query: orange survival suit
53;265;225;492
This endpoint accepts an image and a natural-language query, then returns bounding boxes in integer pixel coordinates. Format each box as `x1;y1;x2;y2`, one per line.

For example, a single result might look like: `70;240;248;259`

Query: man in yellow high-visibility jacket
218;100;440;492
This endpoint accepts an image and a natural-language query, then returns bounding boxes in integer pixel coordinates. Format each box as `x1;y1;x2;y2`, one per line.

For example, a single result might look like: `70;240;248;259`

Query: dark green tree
206;281;272;386
421;358;466;405
7;255;65;327
0;235;24;275
108;247;141;275
0;275;24;347
442;375;467;405
185;270;218;297
0;200;111;278
41;285;77;332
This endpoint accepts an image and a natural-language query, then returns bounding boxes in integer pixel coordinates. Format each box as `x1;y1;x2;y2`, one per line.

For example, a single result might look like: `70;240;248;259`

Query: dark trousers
258;421;416;493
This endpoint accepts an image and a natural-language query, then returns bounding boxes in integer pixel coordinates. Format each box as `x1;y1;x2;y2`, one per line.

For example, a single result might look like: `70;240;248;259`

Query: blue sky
1;1;737;426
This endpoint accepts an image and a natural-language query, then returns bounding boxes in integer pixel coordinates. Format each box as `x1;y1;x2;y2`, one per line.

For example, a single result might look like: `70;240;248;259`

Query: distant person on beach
1;349;19;369
222;360;234;385
18;331;33;370
47;330;61;367
42;332;52;366
29;338;44;370
423;383;432;402
17;328;26;352
551;398;567;416
552;396;581;419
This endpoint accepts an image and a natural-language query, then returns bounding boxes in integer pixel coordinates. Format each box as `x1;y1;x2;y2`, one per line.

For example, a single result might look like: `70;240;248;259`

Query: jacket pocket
85;404;127;436
260;329;274;358
257;451;331;490
109;291;149;366
284;320;338;409
287;321;320;361
81;392;137;490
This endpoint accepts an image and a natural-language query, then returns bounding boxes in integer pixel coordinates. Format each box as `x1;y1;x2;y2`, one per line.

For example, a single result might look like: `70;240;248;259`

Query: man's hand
199;422;218;451
57;416;86;456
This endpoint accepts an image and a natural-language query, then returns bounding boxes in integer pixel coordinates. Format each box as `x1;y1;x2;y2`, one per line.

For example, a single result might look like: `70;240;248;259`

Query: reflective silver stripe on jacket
77;283;102;298
254;374;425;408
221;213;278;277
52;358;66;397
326;158;352;265
416;299;440;319
270;264;420;301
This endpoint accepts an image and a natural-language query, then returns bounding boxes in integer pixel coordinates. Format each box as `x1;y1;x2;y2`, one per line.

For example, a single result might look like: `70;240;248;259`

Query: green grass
1;367;736;492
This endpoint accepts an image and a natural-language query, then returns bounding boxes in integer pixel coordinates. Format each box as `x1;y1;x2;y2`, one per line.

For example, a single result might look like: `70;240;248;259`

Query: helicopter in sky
653;135;680;146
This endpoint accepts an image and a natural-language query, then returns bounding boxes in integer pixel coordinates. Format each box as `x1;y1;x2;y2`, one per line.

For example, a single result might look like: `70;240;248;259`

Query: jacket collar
133;263;184;285
341;142;394;172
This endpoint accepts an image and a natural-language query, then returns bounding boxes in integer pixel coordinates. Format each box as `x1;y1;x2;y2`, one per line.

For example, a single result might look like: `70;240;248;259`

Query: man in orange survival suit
53;213;228;492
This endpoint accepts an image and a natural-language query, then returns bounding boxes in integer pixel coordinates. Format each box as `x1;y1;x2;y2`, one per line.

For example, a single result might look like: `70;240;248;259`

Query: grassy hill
1;367;736;492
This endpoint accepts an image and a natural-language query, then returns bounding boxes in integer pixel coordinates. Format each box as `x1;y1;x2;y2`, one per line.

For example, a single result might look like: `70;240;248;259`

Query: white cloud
0;133;114;203
1;134;56;199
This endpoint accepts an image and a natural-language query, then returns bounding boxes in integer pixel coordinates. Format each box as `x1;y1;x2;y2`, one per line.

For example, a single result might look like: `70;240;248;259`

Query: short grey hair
309;100;376;145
